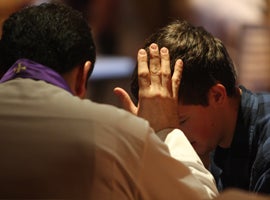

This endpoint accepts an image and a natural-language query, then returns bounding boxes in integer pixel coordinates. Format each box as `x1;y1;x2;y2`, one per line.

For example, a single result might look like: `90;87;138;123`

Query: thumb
113;87;138;115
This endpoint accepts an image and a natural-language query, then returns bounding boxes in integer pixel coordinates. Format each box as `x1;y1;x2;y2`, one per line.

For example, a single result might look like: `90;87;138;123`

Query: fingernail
176;59;183;65
139;49;146;55
150;43;158;50
161;47;168;54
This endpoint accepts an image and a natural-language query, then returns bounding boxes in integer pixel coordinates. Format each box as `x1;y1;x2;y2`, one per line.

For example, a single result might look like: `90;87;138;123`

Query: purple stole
0;58;72;93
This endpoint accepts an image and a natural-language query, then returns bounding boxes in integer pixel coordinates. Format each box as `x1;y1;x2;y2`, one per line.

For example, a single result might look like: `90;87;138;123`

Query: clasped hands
114;43;183;132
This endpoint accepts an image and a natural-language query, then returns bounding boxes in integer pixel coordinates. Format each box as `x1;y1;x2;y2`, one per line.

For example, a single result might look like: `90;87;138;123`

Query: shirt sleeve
137;128;217;200
157;128;219;198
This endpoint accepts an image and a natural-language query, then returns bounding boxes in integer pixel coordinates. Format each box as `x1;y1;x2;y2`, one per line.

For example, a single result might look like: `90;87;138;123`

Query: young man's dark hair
131;20;238;106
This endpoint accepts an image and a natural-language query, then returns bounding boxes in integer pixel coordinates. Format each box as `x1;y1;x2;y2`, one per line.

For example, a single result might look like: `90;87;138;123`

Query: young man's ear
75;61;91;98
208;83;227;105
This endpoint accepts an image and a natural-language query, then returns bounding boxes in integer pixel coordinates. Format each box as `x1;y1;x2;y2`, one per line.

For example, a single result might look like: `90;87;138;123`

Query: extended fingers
113;87;138;115
137;49;150;89
137;43;162;89
172;59;183;100
160;47;171;89
137;44;180;99
149;43;161;86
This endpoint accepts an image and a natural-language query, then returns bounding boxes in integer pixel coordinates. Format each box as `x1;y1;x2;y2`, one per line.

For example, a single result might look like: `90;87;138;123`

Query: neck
61;67;79;94
219;87;241;148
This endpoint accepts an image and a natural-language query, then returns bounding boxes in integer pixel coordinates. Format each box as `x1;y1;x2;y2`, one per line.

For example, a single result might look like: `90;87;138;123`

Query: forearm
139;130;207;200
157;128;219;198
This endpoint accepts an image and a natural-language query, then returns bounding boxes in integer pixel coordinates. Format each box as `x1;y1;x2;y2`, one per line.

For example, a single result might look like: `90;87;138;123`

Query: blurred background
1;0;270;107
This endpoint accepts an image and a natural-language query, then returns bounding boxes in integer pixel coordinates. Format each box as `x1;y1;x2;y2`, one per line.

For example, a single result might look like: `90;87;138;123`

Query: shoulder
72;96;151;135
61;94;156;150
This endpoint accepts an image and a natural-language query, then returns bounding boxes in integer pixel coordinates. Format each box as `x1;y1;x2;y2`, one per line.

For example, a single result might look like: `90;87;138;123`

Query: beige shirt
0;78;217;199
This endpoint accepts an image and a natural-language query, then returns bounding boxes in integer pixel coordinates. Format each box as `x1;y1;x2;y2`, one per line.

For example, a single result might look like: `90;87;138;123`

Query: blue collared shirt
211;85;270;194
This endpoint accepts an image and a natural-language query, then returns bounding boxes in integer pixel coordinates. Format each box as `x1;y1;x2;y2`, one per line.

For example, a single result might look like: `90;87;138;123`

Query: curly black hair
0;3;96;77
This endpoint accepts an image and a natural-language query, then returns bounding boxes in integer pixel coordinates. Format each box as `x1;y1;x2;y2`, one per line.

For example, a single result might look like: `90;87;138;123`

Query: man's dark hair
0;3;96;77
131;20;237;106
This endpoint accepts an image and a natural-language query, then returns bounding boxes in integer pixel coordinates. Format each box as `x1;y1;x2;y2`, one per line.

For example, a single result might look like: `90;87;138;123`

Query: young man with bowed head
0;3;218;199
114;20;270;195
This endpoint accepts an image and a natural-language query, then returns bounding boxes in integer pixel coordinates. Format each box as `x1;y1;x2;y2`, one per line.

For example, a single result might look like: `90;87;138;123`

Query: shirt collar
0;58;73;94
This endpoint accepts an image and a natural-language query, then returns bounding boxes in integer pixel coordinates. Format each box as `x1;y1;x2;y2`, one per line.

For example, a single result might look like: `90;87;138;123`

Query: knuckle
150;53;160;60
138;71;149;79
151;70;161;76
172;77;181;85
138;56;147;62
161;70;170;78
150;59;160;68
161;54;170;61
